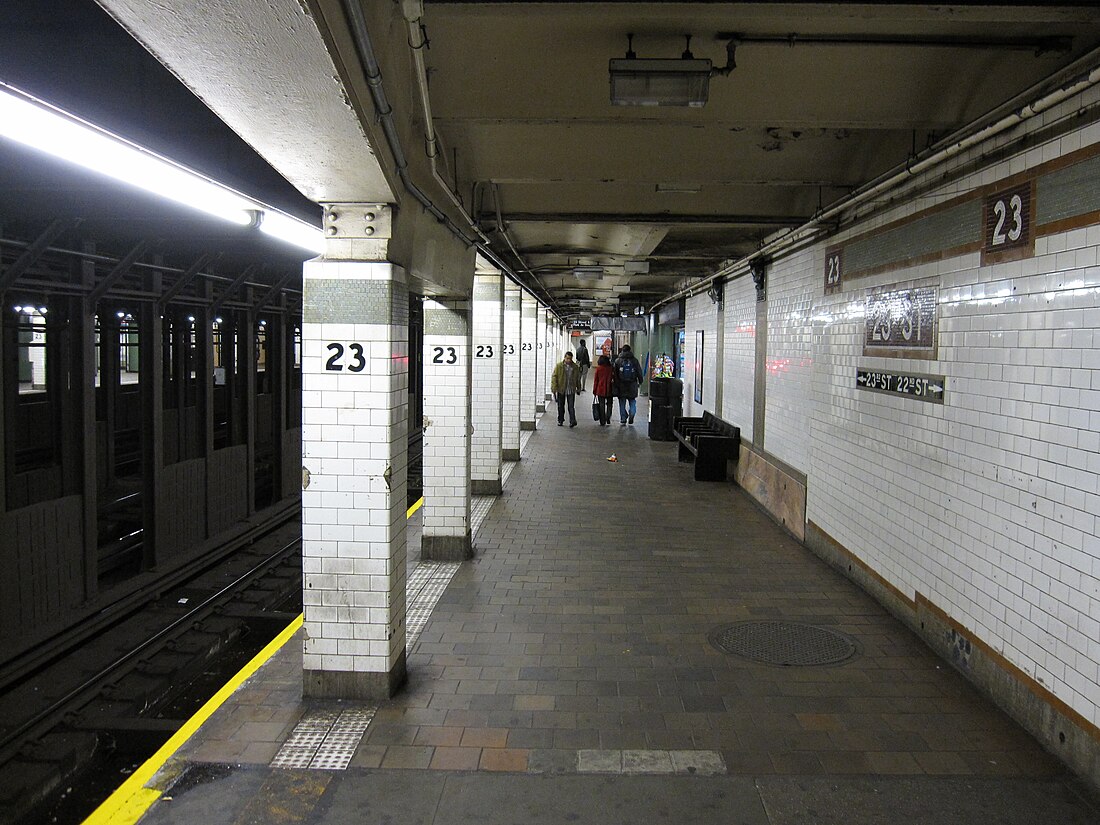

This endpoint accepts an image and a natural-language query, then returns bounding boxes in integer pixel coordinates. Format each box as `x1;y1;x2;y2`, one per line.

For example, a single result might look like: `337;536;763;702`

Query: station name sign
864;285;937;354
856;369;945;403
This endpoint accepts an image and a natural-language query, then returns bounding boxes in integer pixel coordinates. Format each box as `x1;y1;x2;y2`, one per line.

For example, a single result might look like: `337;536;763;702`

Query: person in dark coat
613;345;643;425
575;338;591;392
591;354;615;426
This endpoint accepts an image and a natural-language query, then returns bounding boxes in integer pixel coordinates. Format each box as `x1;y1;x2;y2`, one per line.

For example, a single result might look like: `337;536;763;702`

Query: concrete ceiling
407;1;1100;317
5;2;1100;316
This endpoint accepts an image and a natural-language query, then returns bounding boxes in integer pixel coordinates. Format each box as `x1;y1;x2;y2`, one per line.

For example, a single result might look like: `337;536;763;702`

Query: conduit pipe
340;0;560;313
653;46;1100;309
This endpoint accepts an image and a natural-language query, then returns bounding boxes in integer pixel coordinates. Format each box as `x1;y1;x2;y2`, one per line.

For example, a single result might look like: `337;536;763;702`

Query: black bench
672;411;740;481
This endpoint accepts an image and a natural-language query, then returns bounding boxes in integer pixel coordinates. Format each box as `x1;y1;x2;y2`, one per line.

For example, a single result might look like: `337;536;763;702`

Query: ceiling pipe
653;46;1100;310
402;0;557;312
340;0;560;315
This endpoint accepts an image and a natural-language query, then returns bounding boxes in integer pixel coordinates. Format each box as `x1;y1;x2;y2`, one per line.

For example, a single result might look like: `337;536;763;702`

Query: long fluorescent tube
259;211;326;254
0;81;324;253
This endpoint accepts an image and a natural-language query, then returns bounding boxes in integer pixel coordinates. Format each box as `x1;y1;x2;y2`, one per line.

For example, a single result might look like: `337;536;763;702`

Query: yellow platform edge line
84;497;420;823
82;613;304;825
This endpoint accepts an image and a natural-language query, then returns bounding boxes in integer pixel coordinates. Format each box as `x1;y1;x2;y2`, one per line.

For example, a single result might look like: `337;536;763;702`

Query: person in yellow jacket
550;351;583;427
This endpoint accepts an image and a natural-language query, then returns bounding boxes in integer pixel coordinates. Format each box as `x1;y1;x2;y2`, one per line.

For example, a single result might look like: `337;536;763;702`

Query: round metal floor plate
708;621;860;667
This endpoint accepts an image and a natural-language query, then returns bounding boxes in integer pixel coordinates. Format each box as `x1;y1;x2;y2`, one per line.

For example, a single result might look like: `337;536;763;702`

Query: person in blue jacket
613;345;643;425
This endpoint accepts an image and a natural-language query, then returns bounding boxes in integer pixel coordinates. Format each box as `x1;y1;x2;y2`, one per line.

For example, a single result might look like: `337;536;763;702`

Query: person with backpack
613;344;644;425
575;338;591;392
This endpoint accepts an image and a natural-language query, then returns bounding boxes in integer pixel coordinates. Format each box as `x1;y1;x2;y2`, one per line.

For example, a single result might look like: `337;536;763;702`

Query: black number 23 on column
432;346;458;364
325;342;366;372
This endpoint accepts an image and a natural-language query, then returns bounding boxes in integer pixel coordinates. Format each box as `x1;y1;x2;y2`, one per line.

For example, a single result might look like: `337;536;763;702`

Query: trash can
648;377;683;441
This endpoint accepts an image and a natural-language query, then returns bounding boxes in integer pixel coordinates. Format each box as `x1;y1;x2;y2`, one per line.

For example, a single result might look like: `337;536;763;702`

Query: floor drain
708;621;859;667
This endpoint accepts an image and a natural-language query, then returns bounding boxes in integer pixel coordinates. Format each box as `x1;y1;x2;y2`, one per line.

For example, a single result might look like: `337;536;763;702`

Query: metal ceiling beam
0;218;82;292
485;213;803;226
89;240;153;303
252;271;296;311
716;32;1073;55
157;253;216;307
209;265;257;317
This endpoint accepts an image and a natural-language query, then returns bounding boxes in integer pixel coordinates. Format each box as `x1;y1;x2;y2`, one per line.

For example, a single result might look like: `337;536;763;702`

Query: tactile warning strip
471;495;495;534
405;561;460;651
271;708;375;770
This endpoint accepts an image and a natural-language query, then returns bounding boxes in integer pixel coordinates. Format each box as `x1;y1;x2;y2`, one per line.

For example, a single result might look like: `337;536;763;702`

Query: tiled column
535;305;547;412
421;298;473;560
546;315;558;400
520;291;537;431
301;203;407;700
502;281;522;460
472;271;504;494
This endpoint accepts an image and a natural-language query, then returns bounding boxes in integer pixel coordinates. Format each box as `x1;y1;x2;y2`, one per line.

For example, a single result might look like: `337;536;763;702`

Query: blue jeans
618;397;636;422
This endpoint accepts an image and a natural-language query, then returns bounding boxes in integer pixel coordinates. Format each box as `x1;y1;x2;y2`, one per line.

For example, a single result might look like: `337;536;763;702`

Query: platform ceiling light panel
0;81;323;253
573;266;605;280
610;34;711;107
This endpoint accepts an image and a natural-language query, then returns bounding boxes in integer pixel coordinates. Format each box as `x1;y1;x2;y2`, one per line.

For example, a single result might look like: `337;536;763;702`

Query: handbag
592;398;600;421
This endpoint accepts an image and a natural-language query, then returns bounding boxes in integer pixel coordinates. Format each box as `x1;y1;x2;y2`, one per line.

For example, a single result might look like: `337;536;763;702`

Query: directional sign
857;369;945;403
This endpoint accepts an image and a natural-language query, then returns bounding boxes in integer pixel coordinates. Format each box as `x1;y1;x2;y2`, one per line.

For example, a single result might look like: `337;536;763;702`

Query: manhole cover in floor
708;621;860;666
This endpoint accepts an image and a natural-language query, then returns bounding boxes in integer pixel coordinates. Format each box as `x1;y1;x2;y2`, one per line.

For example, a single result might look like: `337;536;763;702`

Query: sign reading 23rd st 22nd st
856;369;945;403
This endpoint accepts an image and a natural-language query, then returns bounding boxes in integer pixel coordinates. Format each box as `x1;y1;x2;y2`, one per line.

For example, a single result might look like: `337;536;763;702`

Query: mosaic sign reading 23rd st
863;285;937;357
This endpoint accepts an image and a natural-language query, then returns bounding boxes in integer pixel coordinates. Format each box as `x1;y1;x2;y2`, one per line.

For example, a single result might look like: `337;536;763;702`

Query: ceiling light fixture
0;81;324;253
610;34;737;107
573;265;605;280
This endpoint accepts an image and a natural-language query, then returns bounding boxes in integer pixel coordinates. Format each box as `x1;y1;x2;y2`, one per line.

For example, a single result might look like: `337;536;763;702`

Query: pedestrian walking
591;354;614;426
575;338;591;392
613;345;643;425
550;350;583;427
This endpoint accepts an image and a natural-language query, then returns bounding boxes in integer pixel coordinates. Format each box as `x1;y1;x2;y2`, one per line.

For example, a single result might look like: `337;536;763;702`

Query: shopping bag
592;399;600;421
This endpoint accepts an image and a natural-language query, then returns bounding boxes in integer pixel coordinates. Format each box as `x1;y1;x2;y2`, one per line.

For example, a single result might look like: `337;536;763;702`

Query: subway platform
92;407;1100;825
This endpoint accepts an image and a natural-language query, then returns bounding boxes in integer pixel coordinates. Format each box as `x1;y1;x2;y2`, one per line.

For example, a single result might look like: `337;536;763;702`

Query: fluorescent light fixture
573;266;604;280
258;210;326;254
609;58;711;107
655;183;701;194
0;82;324;254
0;82;254;224
624;260;650;274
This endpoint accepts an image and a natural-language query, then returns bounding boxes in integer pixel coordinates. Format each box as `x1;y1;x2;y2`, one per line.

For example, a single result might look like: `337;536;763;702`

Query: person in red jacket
591;354;615;426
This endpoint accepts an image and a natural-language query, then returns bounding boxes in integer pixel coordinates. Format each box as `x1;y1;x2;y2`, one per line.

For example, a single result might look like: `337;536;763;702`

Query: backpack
618;357;637;382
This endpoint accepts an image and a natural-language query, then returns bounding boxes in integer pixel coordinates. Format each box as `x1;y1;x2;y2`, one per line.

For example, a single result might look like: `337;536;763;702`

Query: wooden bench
673;411;741;481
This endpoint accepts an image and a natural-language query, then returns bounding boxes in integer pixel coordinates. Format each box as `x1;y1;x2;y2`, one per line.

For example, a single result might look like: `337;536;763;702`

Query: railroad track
0;512;303;824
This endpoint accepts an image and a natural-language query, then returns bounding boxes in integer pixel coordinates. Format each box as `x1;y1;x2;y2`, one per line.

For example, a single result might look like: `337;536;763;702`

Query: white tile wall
780;88;1100;727
502;282;521;452
422;299;472;537
536;306;547;405
472;274;503;485
544;313;557;398
721;274;757;442
521;293;537;424
301;260;407;676
763;247;817;470
684;294;718;417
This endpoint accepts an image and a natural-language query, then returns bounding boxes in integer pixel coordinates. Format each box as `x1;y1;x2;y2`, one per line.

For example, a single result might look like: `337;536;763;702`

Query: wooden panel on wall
155;458;207;559
0;495;83;658
207;445;248;535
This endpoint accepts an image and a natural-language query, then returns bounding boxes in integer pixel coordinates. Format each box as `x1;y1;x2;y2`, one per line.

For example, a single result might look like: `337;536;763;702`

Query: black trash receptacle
648;378;683;441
